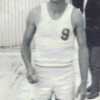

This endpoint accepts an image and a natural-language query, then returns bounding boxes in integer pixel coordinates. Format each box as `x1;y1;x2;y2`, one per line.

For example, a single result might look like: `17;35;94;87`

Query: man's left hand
76;83;87;100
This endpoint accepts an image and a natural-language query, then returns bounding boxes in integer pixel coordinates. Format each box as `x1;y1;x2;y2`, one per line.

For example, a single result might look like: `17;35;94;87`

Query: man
72;0;100;99
21;0;89;100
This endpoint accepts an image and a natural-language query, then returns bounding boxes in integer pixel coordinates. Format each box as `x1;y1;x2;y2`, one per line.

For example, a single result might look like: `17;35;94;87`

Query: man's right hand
26;67;38;84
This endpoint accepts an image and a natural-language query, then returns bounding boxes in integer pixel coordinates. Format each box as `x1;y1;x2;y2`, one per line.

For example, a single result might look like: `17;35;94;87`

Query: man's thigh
90;46;100;67
31;82;53;100
54;72;75;100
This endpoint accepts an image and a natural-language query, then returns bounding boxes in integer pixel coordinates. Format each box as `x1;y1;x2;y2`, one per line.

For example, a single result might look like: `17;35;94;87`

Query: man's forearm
79;46;89;84
21;44;32;71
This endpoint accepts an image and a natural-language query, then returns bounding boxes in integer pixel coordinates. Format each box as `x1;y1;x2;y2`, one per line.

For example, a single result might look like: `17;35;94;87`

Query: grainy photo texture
0;0;100;100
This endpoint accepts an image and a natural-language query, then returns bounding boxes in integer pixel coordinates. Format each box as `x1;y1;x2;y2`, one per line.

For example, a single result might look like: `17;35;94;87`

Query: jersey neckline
46;3;69;21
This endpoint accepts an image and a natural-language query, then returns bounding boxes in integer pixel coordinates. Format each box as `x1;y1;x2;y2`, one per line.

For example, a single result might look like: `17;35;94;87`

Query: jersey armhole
70;6;76;36
71;7;81;36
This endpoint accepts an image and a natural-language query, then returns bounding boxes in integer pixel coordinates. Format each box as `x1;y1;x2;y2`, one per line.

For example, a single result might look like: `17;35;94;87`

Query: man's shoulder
27;5;42;25
71;7;84;27
72;7;83;19
30;5;41;17
68;4;81;15
30;2;47;15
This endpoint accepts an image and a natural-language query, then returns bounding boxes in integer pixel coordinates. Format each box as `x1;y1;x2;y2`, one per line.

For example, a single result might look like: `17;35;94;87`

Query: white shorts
32;64;75;100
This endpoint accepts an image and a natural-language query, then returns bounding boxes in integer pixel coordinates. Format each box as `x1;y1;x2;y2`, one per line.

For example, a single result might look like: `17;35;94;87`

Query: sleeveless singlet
34;3;75;67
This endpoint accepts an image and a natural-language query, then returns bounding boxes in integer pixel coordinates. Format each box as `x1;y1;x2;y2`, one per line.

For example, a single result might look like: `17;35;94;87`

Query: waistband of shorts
35;63;73;68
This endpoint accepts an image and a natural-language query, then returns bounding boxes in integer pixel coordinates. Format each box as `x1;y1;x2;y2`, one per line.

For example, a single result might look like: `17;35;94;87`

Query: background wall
0;0;47;48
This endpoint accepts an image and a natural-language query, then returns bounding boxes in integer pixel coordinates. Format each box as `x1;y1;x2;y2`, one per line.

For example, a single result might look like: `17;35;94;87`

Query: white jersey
34;3;75;67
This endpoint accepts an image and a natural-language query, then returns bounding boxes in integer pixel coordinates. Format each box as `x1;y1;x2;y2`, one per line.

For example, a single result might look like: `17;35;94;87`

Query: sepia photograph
0;0;100;100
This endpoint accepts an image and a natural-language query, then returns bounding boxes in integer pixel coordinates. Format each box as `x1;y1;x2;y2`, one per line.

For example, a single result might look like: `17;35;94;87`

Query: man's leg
32;65;53;100
87;46;100;99
87;46;94;92
54;80;75;100
54;65;75;100
32;85;52;100
89;46;100;90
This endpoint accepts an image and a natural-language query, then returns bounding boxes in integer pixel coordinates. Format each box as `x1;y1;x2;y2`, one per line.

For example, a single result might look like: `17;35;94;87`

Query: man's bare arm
72;9;89;99
73;9;89;84
21;7;40;83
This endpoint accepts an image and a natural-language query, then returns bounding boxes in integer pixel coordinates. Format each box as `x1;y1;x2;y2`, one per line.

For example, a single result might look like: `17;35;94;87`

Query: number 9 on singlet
61;28;70;41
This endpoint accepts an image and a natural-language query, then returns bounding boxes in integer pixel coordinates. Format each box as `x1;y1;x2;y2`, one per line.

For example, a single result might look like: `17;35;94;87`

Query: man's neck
48;0;67;12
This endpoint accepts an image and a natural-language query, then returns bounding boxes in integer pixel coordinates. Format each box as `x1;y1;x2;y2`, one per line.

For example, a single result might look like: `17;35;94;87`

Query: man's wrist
26;64;33;71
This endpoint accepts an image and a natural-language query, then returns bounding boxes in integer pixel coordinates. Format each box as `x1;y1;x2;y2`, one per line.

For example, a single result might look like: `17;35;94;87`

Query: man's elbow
21;42;29;53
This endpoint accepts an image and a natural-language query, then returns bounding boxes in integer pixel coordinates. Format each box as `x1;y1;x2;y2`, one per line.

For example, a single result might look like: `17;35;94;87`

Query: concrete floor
0;51;100;100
